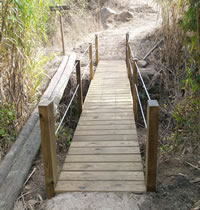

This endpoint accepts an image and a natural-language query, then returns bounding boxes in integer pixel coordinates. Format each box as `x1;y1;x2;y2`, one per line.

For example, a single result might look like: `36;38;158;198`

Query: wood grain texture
71;141;138;147
55;181;146;193
39;101;57;199
65;155;142;163
58;171;144;181
73;134;138;141
62;162;143;171
146;100;159;192
56;60;145;193
68;147;140;155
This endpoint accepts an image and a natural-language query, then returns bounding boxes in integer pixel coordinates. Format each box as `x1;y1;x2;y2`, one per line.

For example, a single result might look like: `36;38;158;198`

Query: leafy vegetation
0;104;16;153
0;0;62;152
155;0;200;152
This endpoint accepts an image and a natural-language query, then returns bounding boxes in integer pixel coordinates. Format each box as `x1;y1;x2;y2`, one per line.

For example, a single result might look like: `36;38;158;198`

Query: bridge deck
55;60;146;193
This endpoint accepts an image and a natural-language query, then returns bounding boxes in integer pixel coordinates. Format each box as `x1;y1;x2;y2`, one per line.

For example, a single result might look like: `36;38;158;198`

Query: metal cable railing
135;84;147;128
127;43;151;128
135;62;151;101
55;84;79;134
55;41;96;134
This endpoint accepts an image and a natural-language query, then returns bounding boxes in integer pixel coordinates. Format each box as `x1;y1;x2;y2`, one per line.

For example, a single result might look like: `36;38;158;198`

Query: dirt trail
98;0;160;60
42;1;161;209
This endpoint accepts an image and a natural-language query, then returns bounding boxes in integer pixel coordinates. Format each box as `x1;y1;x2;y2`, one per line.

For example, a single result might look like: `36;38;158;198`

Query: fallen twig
143;39;163;60
17;191;33;201
24;167;37;186
185;161;200;171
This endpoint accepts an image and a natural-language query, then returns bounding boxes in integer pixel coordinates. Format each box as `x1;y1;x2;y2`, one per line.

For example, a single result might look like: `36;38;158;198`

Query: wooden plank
80;115;135;121
55;181;146;193
74;130;136;136
78;120;135;126
62;162;143;171
71;141;138;148
76;125;136;131
81;112;133;117
73;134;138;141
83;105;133;109
84;101;133;106
65;155;142;162
68;147;140;155
83;109;133;113
58;171;144;181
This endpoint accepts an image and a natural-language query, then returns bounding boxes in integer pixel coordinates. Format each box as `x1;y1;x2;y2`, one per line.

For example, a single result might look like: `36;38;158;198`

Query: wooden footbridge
39;34;159;199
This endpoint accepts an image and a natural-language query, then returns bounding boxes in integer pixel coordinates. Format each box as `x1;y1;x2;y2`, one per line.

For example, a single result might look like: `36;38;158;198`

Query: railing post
95;34;99;66
126;33;129;67
60;14;65;55
146;100;159;192
76;60;83;115
89;43;94;80
127;43;131;80
132;59;138;121
38;100;57;199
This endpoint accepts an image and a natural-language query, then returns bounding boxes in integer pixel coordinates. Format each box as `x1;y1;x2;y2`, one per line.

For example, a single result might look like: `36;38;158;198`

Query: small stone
137;60;148;68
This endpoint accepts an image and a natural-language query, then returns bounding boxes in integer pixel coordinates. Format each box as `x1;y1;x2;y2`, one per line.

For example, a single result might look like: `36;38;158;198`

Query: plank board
72;134;138;141
58;171;144;181
55;60;145;193
62;163;143;171
74;130;137;136
55;181;146;193
68;147;140;155
71;141;138;147
65;155;142;163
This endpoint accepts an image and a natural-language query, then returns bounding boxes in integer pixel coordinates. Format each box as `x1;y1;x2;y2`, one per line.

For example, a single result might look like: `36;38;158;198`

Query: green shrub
0;104;16;153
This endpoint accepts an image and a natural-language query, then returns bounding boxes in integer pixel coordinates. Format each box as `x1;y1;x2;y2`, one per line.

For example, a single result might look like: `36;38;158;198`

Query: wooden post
60;14;65;55
76;60;83;115
89;43;94;80
95;34;99;66
38;100;57;199
132;59;138;121
146;100;159;192
197;7;200;74
126;33;129;67
127;43;131;80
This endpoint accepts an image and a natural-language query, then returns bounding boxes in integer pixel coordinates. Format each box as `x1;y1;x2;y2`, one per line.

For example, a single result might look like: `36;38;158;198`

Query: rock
100;7;117;25
137;60;148;68
115;11;133;22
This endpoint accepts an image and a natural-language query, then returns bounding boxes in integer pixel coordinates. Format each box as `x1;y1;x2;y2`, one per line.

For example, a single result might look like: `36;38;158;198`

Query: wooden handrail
39;35;99;198
126;36;159;192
